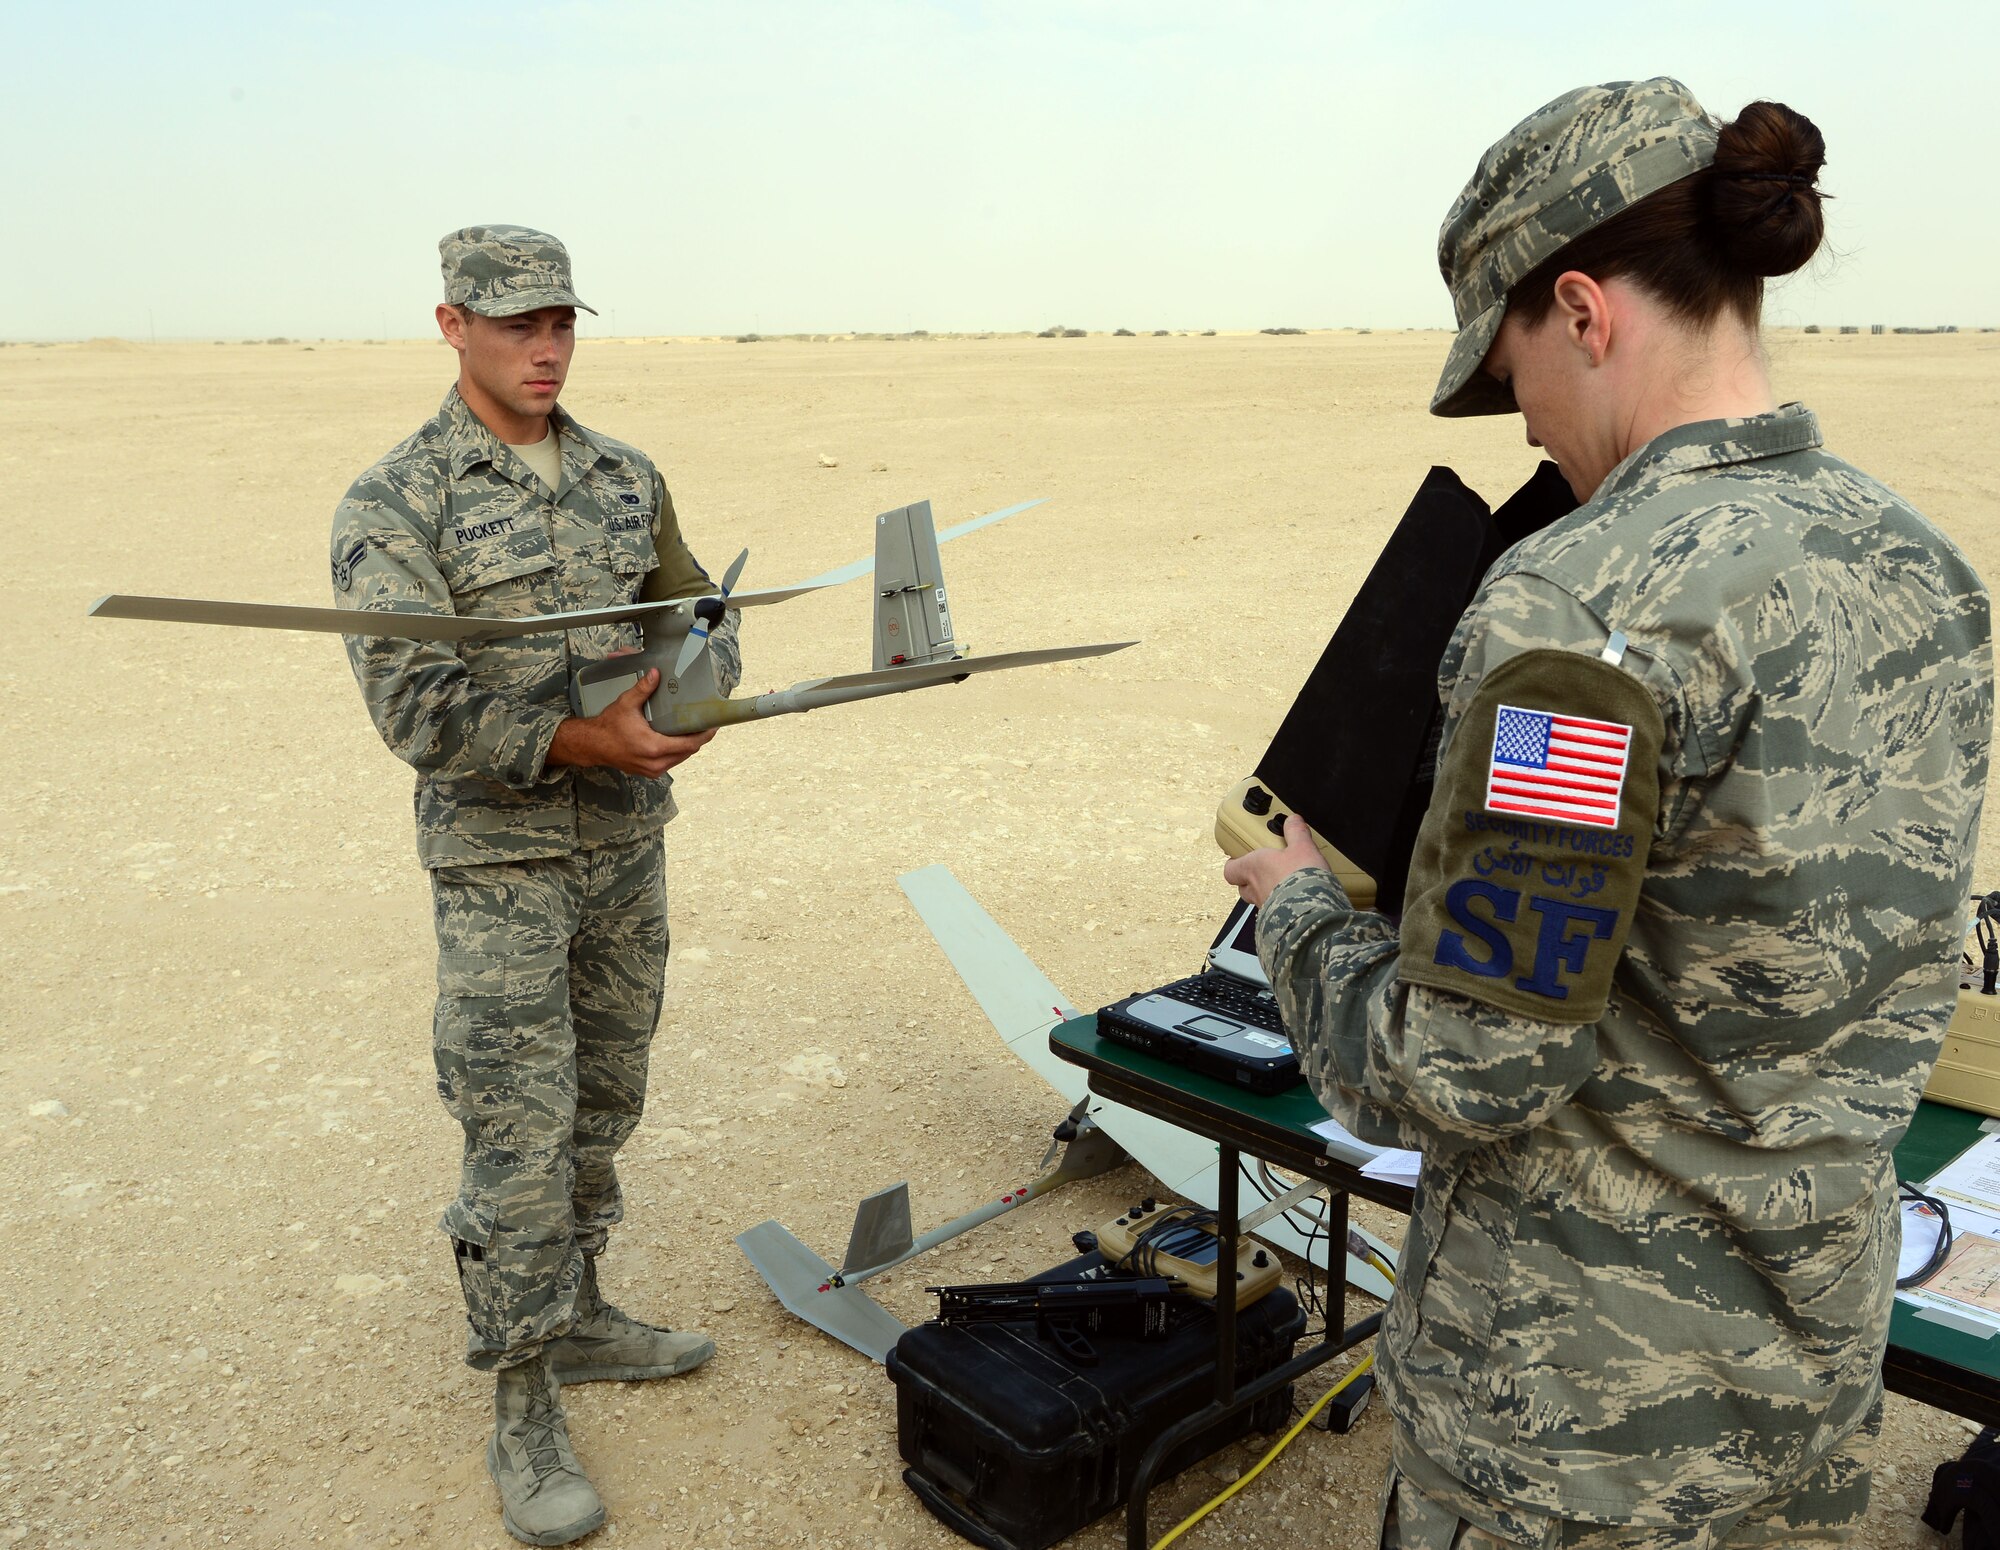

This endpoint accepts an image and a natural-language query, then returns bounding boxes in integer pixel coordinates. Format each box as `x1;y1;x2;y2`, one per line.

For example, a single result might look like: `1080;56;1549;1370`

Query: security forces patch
1397;647;1664;1024
331;538;367;592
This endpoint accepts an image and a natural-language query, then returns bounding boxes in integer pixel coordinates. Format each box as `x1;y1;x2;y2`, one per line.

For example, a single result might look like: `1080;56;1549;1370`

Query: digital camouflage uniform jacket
330;387;740;866
1259;405;1992;1528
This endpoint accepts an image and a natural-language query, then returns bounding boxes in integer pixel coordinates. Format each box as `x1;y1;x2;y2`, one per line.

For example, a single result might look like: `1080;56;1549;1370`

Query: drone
89;498;1134;735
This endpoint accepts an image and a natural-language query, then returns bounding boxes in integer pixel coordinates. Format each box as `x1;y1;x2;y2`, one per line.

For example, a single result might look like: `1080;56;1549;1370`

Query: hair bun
1709;100;1827;279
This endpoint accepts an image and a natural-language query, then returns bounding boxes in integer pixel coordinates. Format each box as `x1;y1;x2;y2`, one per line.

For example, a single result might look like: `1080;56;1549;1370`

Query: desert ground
4;327;1999;1549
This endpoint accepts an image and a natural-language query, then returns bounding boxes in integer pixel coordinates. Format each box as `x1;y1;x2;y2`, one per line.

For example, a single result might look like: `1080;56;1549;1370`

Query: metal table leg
1122;1148;1378;1549
1217;1143;1239;1407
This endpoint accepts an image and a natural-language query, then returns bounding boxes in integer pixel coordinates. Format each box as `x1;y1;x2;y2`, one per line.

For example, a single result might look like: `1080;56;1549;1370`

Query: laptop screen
1206;900;1268;987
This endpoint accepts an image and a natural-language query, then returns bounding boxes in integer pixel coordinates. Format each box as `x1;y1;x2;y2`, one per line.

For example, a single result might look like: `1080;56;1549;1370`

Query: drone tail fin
840;1182;916;1276
873;500;958;670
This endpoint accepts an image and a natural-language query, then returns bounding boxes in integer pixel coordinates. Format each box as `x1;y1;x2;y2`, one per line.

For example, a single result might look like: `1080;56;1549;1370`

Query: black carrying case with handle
886;1252;1306;1550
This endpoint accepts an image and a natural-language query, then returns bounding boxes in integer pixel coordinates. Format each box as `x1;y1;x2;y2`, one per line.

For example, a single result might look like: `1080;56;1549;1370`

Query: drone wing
714;580;840;609
85;593;695;643
655;638;1135;734
88;496;1047;641
788;639;1135;696
85;579;830;642
786;498;1046;590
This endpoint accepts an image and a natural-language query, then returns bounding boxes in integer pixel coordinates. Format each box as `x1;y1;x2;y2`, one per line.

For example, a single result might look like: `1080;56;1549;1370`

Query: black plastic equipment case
886;1252;1306;1550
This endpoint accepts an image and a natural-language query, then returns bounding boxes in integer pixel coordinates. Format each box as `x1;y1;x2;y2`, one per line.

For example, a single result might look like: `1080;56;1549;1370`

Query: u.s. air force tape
1397;647;1663;1023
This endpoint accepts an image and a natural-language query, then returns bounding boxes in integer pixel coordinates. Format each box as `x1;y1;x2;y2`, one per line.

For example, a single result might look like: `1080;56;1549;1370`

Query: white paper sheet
1307;1115;1421;1184
1924;1133;2000;1215
1361;1150;1424;1186
1309;1114;1383;1157
1898;1196;1948;1281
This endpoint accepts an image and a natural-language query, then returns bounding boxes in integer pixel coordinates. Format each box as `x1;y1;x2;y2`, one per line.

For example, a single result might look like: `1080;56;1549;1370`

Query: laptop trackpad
1124;995;1238;1037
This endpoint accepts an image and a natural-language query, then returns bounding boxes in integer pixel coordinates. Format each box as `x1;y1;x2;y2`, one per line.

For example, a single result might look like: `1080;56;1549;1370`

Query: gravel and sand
5;329;1998;1547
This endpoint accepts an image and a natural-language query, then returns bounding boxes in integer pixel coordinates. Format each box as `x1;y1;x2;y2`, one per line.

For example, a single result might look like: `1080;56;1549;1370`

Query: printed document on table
1310;1115;1421;1184
1893;1138;2000;1335
1361;1149;1423;1186
1901;1231;2000;1337
1928;1233;2000;1316
1922;1133;2000;1215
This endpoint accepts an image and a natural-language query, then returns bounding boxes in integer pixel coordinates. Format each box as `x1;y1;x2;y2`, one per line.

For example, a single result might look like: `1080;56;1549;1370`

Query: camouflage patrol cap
1431;77;1719;417
438;224;598;318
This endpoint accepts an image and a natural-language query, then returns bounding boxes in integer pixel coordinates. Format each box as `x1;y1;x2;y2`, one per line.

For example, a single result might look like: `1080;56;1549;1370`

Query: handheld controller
1213;776;1378;909
1094;1199;1283;1308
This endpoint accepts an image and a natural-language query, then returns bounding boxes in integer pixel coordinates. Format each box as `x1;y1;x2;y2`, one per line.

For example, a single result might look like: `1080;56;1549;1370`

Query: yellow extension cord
1150;1250;1395;1550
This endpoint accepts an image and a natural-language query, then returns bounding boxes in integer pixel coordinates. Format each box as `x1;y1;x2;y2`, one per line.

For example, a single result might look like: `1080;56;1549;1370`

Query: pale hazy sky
10;1;1994;339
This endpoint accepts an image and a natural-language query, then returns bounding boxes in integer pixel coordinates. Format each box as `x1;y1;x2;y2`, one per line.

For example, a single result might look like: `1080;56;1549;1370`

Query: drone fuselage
568;600;721;725
570;499;976;735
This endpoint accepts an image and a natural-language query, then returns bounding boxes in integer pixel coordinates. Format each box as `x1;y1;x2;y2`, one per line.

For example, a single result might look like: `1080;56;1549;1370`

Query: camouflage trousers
1379;1401;1880;1549
429;835;669;1371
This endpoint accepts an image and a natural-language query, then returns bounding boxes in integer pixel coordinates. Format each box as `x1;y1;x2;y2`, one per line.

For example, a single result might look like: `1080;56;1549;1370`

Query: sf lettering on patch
1486;705;1632;829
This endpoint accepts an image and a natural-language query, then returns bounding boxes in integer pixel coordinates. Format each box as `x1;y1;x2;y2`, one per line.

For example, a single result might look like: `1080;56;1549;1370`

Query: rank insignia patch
1486;705;1632;830
331;538;367;592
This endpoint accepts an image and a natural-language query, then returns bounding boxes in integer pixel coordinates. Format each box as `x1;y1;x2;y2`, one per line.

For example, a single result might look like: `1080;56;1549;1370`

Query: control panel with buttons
1212;776;1378;909
1093;1198;1284;1307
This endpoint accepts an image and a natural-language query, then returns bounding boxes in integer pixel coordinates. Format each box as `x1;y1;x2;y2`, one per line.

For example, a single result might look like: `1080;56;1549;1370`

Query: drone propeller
672;547;749;680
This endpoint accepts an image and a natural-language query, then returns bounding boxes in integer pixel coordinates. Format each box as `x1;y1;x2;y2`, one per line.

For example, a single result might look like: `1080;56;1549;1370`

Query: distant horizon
9;322;1992;347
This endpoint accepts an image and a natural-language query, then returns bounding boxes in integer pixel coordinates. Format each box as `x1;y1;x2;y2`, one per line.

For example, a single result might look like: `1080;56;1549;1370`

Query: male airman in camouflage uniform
332;226;739;1546
1229;81;1992;1547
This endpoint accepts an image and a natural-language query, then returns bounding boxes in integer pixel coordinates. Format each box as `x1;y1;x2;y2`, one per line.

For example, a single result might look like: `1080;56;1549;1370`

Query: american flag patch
1485;704;1632;830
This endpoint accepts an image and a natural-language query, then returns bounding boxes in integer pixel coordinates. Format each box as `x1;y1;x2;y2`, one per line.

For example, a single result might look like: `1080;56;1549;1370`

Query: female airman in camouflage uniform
1228;79;1992;1549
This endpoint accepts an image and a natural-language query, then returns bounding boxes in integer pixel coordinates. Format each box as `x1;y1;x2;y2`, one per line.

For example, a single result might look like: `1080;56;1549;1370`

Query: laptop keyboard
1151;973;1285;1034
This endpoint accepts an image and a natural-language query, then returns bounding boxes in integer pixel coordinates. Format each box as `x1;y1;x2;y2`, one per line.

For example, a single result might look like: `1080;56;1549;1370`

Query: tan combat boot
487;1350;605;1546
547;1254;715;1384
